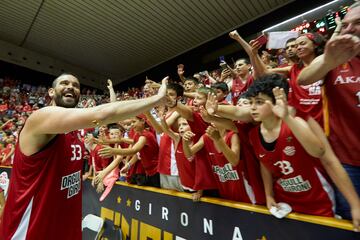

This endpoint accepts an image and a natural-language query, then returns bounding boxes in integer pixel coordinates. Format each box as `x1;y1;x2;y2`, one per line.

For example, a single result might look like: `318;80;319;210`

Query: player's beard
53;93;79;108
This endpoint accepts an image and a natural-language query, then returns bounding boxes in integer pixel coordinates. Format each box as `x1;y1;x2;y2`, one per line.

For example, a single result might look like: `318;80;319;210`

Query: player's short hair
52;73;79;88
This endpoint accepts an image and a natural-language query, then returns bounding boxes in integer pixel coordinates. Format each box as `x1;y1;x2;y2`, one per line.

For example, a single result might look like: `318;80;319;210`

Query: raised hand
177;64;185;76
157;76;169;100
324;34;360;68
249;39;262;55
98;146;116;158
229;30;240;40
206;126;221;141
220;68;232;81
199;106;212;123
182;131;195;142
205;93;218;115
156;105;166;118
145;76;153;84
107;79;113;90
266;87;288;119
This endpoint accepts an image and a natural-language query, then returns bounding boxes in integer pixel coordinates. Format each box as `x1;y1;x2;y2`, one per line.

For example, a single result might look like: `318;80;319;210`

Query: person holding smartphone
219;57;254;106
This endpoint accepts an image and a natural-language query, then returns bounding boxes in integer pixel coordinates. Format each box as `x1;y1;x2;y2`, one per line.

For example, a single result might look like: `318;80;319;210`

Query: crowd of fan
1;13;360;229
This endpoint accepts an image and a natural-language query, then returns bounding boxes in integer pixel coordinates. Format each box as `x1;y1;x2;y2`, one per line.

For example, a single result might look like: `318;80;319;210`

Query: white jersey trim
170;141;179;176
242;172;256;204
315;168;336;213
12;197;34;240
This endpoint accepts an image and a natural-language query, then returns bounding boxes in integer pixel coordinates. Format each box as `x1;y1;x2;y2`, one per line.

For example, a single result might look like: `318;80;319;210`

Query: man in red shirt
298;2;360;223
0;73;167;239
220;58;254;105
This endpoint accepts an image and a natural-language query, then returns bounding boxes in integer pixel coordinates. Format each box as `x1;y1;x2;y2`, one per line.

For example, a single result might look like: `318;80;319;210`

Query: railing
82;179;359;240
1;166;357;240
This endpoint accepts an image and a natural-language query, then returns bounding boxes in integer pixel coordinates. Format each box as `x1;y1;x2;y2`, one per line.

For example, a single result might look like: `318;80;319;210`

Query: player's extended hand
206;126;221;141
157;76;169;101
98;146;116;158
206;93;218;116
266;87;288;119
182;131;195;142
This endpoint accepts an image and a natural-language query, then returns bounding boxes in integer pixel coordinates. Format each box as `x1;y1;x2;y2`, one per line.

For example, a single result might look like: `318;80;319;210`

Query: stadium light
262;0;339;33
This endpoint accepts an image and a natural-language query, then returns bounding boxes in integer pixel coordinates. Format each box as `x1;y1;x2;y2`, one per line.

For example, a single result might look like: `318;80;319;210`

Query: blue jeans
335;164;360;219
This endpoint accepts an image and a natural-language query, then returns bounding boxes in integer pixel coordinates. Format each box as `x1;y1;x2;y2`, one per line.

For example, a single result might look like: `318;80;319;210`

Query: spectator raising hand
205;92;218;115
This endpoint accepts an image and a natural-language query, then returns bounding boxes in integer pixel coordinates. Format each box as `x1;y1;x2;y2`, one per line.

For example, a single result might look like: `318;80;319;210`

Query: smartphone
253;34;267;46
220;62;228;71
219;56;228;70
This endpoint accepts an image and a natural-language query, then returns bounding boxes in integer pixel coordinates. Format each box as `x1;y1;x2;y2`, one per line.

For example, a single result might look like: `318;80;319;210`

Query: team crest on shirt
340;63;350;73
283;146;295;156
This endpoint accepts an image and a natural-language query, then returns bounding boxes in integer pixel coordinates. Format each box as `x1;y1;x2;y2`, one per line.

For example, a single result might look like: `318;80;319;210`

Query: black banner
1;167;358;240
82;180;359;240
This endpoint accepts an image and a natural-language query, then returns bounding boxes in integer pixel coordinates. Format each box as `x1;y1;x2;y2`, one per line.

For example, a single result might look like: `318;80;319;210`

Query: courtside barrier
1;167;359;240
82;180;359;240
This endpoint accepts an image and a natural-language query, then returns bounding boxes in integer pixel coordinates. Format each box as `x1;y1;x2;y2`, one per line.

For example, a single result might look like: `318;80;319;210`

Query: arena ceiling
0;0;296;87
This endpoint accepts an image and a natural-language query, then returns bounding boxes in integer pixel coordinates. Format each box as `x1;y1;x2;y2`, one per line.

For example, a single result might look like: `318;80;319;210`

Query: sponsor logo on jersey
213;163;239;182
61;170;81;198
283;146;295;156
277;175;311;192
333;75;360;85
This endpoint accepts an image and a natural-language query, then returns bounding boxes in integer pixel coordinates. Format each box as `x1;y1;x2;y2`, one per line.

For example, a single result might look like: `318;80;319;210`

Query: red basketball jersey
175;140;196;189
231;75;254;105
288;64;323;123
0;132;83;239
90;144;111;171
133;130;159;176
188;112;217;190
324;57;360;166
203;132;252;202
249;123;334;217
236;122;266;205
157;112;178;176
